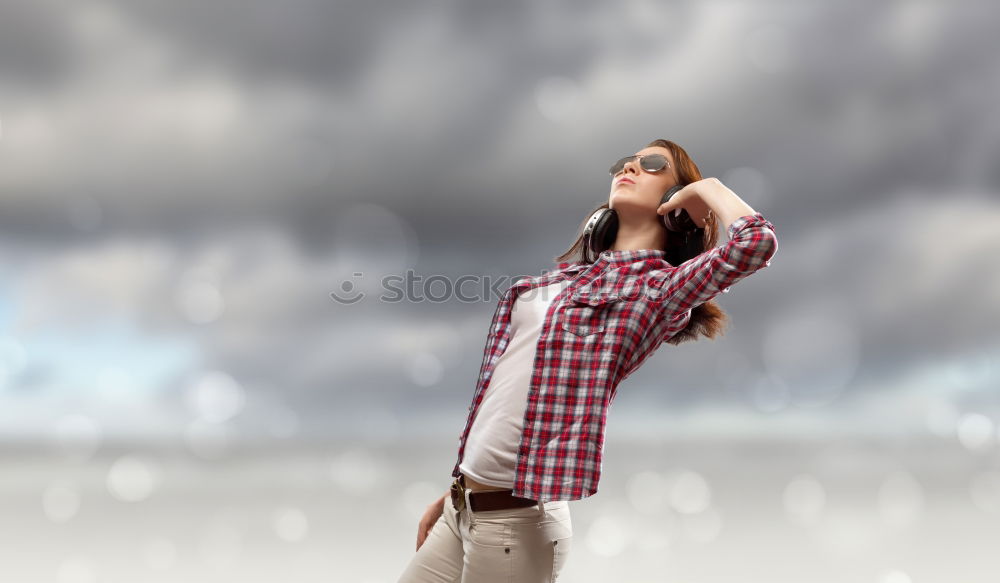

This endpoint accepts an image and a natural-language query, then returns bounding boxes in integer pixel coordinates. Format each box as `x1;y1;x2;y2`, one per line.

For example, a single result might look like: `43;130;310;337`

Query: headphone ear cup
582;208;619;263
682;228;704;260
664;225;705;266
659;185;698;233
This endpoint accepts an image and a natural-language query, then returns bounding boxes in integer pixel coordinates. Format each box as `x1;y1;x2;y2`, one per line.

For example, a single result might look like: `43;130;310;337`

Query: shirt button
721;287;730;293
764;260;771;267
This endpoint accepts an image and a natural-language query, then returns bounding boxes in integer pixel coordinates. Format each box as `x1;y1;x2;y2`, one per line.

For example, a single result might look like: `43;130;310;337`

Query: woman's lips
616;178;635;185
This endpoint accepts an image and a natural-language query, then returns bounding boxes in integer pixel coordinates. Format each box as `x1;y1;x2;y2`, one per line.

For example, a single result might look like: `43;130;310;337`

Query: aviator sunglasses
609;153;670;177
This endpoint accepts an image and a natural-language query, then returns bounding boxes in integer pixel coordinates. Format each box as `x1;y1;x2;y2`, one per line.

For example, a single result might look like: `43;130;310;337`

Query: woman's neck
609;215;667;252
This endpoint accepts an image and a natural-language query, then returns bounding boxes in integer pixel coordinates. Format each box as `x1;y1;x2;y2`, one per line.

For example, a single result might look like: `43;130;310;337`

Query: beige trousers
397;487;573;583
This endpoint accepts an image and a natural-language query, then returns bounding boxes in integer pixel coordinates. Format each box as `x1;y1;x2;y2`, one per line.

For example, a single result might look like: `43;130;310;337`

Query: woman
397;139;778;582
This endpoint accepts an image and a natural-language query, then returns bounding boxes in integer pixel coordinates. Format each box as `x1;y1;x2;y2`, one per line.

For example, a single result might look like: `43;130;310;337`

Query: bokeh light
969;470;1000;514
626;470;669;514
666;469;712;515
585;509;630;557
42;480;81;523
877;470;925;529
184;370;246;424
329;448;383;495
56;556;97;583
783;474;827;527
272;505;310;542
106;454;161;502
198;521;244;572
681;506;724;544
956;413;995;451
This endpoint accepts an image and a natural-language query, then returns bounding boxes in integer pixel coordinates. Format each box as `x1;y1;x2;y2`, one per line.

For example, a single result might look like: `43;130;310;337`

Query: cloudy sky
5;2;1000;581
1;0;999;449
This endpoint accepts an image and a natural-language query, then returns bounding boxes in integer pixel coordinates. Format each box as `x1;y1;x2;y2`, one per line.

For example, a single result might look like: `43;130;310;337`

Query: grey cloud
1;0;999;442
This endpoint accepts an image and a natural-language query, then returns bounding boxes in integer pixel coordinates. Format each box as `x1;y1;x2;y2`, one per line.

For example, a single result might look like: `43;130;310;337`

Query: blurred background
1;0;999;581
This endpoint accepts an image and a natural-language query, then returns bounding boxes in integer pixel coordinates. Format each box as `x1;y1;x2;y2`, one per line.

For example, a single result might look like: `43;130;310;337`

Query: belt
450;474;538;513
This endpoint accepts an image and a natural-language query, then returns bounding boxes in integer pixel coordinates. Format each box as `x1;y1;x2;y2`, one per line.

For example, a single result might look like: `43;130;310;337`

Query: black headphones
582;185;703;264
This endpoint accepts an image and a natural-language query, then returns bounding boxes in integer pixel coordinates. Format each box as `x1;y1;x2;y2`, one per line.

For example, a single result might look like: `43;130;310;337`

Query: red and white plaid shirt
452;212;778;503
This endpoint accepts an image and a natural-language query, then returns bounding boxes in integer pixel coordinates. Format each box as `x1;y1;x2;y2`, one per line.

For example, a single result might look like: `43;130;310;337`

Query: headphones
582;185;703;264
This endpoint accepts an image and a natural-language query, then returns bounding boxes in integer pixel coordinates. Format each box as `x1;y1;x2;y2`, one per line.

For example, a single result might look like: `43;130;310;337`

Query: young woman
397;139;778;582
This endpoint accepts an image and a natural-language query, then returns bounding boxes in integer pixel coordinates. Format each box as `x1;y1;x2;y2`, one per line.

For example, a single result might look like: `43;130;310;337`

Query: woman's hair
553;138;728;345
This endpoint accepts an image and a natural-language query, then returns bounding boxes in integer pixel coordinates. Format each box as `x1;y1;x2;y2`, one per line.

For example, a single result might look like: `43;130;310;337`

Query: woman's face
608;146;679;215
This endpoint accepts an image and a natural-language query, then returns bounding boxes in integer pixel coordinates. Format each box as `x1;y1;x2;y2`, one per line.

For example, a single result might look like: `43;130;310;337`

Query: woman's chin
609;196;656;215
609;192;638;208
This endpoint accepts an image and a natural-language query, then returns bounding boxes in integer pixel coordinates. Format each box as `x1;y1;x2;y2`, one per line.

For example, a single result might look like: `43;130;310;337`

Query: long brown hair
554;139;728;344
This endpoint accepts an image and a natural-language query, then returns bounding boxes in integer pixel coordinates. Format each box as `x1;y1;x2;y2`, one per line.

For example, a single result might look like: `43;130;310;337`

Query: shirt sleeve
647;212;778;314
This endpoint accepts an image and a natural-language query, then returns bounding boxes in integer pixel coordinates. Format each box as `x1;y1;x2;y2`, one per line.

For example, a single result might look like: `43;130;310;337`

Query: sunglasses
609;153;670;177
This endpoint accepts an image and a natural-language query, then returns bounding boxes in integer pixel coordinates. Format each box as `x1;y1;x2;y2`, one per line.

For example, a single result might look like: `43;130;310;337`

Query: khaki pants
397;487;573;583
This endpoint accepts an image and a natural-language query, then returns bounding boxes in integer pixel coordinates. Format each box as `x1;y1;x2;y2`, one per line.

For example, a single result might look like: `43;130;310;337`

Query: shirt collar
556;248;668;271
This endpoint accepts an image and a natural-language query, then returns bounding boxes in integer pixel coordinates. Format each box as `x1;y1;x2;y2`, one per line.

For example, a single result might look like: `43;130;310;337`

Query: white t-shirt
459;278;572;488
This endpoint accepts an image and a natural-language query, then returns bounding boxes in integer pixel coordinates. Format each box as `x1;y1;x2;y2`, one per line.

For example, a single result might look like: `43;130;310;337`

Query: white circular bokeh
106;455;161;502
585;511;630;557
783;474;826;527
667;470;712;515
56;555;97;583
969;470;1000;514
877;470;925;528
682;506;724;544
272;506;310;542
198;522;243;571
42;480;81;523
626;470;669;514
176;280;225;324
956;413;995;451
329;448;383;495
407;351;444;387
184;370;246;424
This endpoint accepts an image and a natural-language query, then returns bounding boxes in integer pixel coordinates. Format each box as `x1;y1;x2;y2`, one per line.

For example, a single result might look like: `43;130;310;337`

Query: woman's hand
416;492;448;551
659;177;758;231
656;178;719;228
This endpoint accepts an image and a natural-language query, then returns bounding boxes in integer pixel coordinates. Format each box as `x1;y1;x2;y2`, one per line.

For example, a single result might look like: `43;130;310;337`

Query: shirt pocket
558;292;621;337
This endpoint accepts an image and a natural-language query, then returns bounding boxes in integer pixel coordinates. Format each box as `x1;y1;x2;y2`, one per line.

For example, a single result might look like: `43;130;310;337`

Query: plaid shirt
452;212;778;503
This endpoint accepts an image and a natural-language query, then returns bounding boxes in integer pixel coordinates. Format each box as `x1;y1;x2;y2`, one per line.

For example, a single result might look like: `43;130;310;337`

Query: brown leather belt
450;474;538;513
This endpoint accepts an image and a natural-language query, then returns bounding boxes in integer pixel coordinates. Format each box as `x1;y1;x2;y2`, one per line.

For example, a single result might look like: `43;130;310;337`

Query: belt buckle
450;477;467;513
